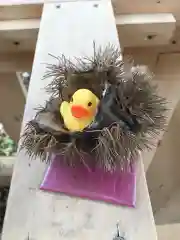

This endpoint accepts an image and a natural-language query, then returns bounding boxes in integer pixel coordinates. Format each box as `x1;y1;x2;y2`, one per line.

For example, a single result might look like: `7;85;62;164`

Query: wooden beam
16;72;27;98
116;13;175;25
0;52;33;72
0;0;58;5
0;19;39;53
0;13;175;50
117;13;176;47
0;0;47;5
0;19;39;31
2;1;157;240
113;0;180;15
0;0;179;15
0;13;175;30
0;73;26;142
0;156;15;178
0;4;42;20
0;156;15;187
146;53;180;221
157;223;180;240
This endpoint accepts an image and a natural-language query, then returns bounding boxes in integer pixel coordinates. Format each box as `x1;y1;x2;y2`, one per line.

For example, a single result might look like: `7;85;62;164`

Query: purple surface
40;155;136;207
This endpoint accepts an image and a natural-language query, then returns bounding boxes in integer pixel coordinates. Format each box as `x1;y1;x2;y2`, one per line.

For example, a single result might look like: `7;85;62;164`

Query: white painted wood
2;1;157;240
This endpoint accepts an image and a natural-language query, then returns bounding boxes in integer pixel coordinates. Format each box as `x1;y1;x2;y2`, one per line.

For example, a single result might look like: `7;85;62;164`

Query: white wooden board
2;1;157;239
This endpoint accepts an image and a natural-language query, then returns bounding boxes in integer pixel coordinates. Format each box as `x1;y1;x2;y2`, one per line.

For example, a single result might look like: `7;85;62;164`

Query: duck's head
70;89;100;119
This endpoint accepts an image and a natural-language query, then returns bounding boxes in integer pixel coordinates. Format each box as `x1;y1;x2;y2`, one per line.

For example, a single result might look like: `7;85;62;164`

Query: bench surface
2;1;157;239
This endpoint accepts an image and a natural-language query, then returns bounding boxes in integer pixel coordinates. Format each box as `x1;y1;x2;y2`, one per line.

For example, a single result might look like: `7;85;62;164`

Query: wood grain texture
2;1;157;239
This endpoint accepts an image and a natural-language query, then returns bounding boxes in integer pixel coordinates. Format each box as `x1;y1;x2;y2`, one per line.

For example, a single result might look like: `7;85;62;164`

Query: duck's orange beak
71;105;90;119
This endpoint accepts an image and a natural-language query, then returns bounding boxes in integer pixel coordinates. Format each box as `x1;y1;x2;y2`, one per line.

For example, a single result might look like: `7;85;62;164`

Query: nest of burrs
20;45;168;171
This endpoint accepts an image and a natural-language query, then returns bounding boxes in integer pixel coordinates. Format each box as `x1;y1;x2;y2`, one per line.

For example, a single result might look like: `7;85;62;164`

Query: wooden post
2;1;157;239
147;53;180;225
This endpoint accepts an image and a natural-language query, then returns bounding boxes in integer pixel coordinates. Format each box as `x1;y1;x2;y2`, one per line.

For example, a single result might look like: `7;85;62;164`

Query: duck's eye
88;102;92;107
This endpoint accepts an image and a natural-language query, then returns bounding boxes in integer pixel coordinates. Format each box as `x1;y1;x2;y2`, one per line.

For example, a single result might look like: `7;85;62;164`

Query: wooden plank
1;0;180;24
0;30;38;53
0;19;40;31
146;53;180;221
0;12;176;51
117;13;176;47
2;1;157;239
0;52;33;72
0;4;42;20
0;0;179;15
0;73;25;143
0;156;15;178
0;0;84;5
0;14;175;53
16;72;27;98
123;51;180;228
157;223;180;240
113;0;180;15
0;19;39;53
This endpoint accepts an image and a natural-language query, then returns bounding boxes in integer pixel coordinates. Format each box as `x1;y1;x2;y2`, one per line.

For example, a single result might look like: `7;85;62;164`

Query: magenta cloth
40;155;136;207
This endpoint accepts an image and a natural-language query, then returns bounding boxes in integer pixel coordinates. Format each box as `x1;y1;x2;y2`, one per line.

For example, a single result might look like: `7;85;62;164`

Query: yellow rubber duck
60;89;100;132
